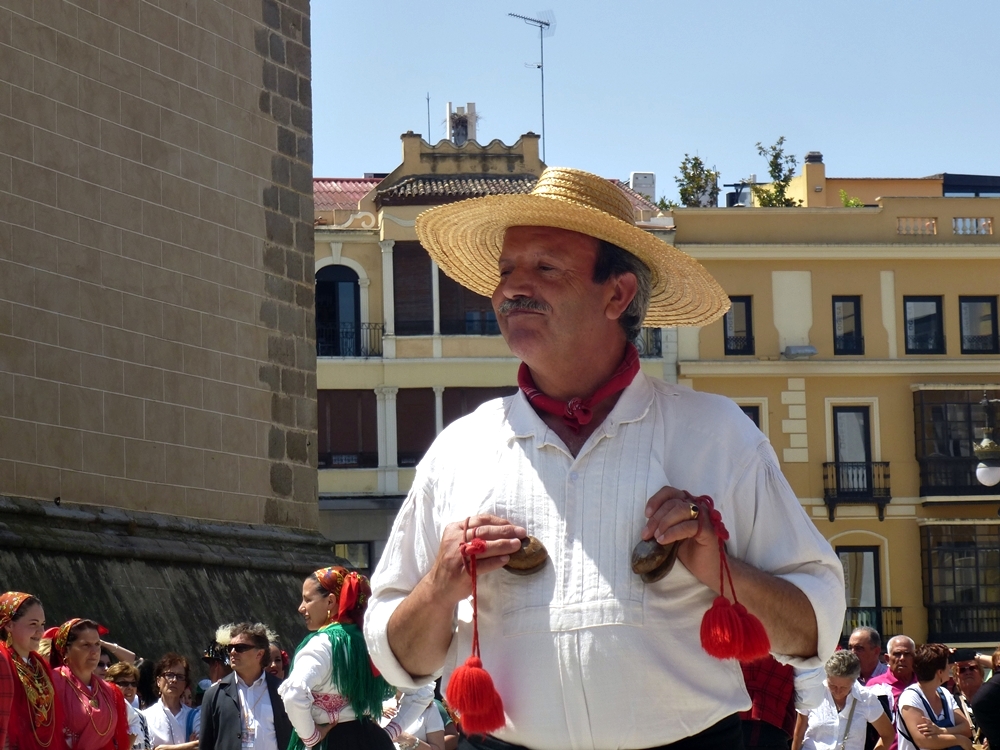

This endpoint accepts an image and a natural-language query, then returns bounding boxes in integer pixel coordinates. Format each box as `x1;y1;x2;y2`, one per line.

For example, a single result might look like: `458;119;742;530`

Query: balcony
317;323;383;358
724;335;755;356
919;457;1000;496
840;606;903;647
633;328;662;358
834;333;865;356
927;604;1000;643
318;451;378;469
822;461;891;520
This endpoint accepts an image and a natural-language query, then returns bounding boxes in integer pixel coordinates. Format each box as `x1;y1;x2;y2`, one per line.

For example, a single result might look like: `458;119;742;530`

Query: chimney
446;102;476;146
802;151;826;206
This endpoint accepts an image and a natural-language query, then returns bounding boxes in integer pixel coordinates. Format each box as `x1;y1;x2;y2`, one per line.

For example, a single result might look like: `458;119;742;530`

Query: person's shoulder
648;378;764;437
865;672;892;687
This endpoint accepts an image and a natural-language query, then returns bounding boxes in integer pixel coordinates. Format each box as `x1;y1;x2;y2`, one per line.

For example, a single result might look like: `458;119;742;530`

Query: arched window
316;265;361;356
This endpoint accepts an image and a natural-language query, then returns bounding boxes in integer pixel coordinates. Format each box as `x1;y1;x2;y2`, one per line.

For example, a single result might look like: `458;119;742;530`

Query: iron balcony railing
840;606;903;647
634;328;662;358
316;323;383;358
822;461;891;520
961;333;1000;353
317;451;378;469
834;334;865;355
919;457;999;496
724;335;755;356
927;604;1000;643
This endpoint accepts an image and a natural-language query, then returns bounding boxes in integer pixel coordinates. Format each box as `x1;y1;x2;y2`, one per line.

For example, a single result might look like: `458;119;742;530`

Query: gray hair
593;240;652;342
825;650;861;680
851;626;881;650
887;635;915;655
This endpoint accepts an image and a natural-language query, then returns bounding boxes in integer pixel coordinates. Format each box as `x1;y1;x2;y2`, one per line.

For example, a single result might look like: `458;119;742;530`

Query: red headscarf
0;592;32;632
314;567;371;629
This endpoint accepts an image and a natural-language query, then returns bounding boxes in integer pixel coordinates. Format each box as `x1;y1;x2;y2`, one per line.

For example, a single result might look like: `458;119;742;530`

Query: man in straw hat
365;167;845;750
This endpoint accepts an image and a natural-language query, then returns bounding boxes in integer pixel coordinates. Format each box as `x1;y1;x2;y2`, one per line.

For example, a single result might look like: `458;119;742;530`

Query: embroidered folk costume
278;568;393;750
51;619;129;750
0;592;64;750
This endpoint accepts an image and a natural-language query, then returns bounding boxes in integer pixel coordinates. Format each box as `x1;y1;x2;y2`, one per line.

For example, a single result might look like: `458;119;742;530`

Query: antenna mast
426;92;431;142
508;11;555;162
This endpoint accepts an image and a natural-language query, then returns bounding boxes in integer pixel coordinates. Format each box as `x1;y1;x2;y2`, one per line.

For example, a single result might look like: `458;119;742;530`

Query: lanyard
838;693;859;750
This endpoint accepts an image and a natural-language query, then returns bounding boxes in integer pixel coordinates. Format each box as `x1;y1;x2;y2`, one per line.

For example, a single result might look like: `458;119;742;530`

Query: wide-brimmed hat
414;167;730;327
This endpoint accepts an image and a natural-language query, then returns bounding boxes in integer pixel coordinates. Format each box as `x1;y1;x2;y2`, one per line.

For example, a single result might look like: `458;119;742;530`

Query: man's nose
498;266;534;297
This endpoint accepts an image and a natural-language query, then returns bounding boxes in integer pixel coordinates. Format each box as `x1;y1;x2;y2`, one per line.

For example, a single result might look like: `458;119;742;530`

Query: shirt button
569;471;578;480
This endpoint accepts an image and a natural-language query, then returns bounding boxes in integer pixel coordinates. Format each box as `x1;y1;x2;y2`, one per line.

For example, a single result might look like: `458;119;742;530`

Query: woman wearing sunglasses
107;663;150;750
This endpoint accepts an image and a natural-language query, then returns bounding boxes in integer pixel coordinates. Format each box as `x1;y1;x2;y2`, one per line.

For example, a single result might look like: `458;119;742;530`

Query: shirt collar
237;671;266;689
507;370;654;449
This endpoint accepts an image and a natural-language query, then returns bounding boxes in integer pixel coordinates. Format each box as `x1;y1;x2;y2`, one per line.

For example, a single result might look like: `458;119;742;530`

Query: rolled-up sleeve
365;473;449;690
278;639;330;746
735;441;846;670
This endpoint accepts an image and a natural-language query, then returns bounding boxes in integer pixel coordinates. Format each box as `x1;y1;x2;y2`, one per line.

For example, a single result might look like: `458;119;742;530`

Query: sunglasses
227;644;258;653
115;681;138;688
958;665;980;674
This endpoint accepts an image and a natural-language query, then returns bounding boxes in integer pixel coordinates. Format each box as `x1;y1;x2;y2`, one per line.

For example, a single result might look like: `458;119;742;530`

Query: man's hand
426;515;526;608
642;487;721;593
386;514;525;678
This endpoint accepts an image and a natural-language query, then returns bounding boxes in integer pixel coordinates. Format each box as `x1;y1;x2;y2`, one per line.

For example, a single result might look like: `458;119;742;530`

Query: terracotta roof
609;179;660;212
376;174;538;206
314;177;381;211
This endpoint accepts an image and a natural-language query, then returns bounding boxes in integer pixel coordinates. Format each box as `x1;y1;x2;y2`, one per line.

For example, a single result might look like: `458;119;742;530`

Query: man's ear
605;272;638;321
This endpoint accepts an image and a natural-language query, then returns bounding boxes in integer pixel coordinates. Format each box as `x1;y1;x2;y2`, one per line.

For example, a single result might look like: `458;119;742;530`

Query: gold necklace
66;672;114;738
12;654;56;747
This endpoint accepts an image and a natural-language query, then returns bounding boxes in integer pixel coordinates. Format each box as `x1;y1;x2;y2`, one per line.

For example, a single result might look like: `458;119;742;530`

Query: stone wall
0;0;317;528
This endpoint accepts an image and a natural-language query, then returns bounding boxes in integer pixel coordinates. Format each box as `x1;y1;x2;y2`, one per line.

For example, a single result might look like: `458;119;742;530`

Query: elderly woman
279;566;395;750
896;643;973;750
0;592;65;750
106;662;150;750
52;619;131;750
792;651;895;750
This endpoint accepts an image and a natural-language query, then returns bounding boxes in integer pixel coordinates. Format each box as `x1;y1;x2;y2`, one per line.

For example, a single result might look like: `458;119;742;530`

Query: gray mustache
497;298;551;315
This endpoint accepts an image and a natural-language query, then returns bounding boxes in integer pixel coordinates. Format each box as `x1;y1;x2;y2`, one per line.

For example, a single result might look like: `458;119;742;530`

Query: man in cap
365;167;845;749
201;629;232;685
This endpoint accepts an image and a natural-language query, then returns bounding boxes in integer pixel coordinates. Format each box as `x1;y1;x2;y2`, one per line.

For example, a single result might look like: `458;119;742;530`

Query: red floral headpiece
0;591;32;631
314;567;371;628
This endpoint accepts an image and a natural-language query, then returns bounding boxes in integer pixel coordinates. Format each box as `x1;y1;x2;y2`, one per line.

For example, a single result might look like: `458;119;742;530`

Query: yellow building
316;144;1000;648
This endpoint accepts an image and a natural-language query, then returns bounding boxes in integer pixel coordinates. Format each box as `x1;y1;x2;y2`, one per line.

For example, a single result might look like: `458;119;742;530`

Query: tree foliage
749;137;801;207
839;189;864;208
673;154;720;208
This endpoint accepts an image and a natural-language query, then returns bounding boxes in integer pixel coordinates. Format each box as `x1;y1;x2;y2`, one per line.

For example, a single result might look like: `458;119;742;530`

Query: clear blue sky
312;1;1000;204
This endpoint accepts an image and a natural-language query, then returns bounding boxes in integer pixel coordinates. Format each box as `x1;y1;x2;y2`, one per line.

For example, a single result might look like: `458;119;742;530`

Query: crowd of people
739;625;1000;750
0;568;458;750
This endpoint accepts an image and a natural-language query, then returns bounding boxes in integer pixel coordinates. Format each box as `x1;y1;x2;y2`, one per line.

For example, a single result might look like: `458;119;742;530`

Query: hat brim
415;193;729;328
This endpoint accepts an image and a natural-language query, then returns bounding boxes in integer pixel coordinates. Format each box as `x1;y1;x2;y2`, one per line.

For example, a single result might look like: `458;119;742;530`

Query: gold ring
689;503;700;521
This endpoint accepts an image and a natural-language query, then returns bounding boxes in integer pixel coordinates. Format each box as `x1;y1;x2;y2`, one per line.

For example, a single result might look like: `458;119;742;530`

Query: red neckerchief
517;343;640;432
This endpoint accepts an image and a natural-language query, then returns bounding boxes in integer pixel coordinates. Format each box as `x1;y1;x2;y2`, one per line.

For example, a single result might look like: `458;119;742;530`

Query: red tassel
734;602;771;661
446;522;505;736
446;656;506;735
700;595;744;659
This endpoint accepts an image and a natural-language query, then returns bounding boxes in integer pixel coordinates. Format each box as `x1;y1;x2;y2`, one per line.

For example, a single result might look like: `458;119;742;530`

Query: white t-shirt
141;701;195;748
802;682;885;750
896;685;960;750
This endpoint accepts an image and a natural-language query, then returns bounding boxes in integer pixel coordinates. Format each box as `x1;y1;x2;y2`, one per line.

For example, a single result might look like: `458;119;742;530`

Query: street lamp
974;391;1000;487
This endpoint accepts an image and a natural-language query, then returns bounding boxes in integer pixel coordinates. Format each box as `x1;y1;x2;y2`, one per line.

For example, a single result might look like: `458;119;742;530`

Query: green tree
749;136;801;207
673;154;720;208
839;189;864;208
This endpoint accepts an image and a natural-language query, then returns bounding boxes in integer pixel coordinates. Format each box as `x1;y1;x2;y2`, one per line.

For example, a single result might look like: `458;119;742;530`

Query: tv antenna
508;11;556;162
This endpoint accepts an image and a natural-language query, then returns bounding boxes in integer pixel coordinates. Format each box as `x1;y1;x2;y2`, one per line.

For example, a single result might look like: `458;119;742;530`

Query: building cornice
676;243;1000;261
679;358;1000;377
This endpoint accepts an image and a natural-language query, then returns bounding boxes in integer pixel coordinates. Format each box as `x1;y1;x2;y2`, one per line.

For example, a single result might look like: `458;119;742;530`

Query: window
317;390;378;468
442;387;518;427
832;296;864;355
723;296;754;355
439;272;499;335
922;525;1000;642
394;242;433;335
912;389;997;496
316;266;361;356
333;542;372;572
396;388;437;467
960;296;999;354
904;296;945;354
739;405;760;428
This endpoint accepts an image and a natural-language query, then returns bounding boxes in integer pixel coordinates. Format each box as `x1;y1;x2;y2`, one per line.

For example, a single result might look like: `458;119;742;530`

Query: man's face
847;633;880;673
887;639;915;680
954;661;983;697
228;634;265;677
492;226;625;368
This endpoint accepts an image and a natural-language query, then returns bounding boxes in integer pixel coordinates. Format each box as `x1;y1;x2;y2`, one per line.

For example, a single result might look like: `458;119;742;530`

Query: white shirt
236;673;277;750
125;702;152;750
896;685;960;750
384;684;435;741
802;682;885;750
277;635;356;747
405;704;444;742
365;373;846;750
142;700;194;748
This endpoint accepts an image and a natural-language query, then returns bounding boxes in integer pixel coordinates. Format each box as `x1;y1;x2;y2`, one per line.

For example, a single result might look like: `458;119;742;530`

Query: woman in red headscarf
278;567;395;750
0;591;65;750
50;619;130;750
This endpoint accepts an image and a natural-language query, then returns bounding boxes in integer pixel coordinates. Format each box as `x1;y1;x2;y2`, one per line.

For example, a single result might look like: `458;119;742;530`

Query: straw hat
415;167;729;327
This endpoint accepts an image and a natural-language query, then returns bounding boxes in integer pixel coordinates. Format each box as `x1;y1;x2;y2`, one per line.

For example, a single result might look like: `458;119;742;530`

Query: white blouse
802;682;885;750
277;635;356;747
365;373;847;750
